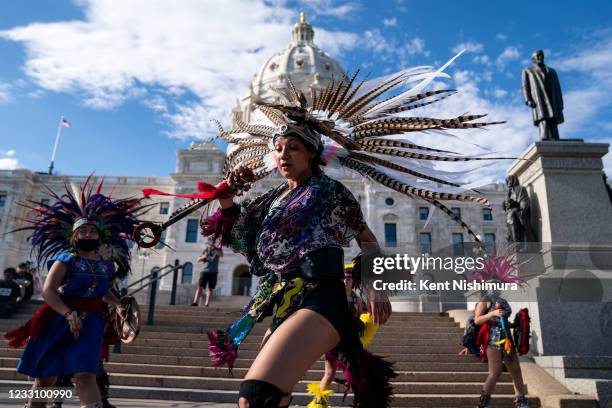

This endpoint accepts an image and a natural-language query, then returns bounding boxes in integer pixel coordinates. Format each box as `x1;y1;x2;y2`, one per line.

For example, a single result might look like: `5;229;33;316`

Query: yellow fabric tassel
359;313;379;347
494;338;513;354
306;382;333;408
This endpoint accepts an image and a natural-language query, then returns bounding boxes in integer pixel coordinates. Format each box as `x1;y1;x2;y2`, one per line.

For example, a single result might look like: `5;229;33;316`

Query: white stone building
0;14;509;304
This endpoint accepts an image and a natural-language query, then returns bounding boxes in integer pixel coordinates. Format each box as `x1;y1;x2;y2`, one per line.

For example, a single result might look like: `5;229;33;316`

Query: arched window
232;265;252;296
181;262;193;284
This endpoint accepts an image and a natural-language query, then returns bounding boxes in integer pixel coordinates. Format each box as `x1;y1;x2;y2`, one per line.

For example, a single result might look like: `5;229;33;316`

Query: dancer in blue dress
5;178;148;408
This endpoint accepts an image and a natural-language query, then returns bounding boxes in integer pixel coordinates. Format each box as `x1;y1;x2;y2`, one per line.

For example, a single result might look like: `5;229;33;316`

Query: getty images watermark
369;254;522;292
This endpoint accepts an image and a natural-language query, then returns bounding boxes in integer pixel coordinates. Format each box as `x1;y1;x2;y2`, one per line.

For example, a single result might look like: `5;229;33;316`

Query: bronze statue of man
503;175;535;244
521;50;564;141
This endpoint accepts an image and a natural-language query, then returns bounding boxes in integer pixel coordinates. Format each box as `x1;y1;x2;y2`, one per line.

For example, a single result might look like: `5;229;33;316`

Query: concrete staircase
0;301;541;407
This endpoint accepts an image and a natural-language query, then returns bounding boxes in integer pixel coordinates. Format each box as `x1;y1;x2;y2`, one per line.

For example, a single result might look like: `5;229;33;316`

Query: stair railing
125;260;183;325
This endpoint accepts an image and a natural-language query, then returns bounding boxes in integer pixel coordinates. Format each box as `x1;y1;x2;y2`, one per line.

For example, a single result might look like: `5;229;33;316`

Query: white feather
349;66;434;103
362;50;465;119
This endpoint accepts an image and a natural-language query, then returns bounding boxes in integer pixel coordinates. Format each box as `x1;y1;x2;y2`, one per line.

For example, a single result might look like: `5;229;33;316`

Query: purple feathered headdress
10;175;152;271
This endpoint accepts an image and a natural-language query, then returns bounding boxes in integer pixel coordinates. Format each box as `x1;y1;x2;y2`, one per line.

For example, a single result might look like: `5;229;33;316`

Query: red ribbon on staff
142;181;233;200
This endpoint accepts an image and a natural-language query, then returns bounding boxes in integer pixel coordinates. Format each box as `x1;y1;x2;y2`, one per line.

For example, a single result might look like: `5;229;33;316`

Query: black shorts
299;280;352;337
198;272;218;289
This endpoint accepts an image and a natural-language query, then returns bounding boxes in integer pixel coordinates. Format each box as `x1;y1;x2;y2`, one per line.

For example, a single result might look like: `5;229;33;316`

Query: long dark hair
304;141;324;175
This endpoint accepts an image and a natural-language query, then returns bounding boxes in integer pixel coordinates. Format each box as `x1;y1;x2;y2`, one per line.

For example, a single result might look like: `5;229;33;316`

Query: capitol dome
233;12;346;124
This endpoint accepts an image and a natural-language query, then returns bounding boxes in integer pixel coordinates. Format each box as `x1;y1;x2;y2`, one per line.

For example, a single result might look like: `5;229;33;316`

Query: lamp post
138;249;150;280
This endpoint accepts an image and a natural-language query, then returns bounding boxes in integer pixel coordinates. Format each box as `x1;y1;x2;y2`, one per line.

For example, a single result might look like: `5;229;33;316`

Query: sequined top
230;174;366;276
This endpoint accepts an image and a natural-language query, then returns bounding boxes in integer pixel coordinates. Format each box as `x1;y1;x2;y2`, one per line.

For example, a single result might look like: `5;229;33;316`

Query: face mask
76;239;99;252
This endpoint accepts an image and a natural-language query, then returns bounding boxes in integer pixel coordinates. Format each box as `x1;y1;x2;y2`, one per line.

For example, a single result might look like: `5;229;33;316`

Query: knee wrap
238;380;288;408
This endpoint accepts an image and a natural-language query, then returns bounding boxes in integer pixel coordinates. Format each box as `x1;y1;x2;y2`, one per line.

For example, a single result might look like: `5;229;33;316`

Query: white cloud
0;0;360;139
562;88;609;135
361;30;428;66
143;95;169;114
0;82;12;103
495;46;521;70
297;0;360;18
473;54;491;66
555;36;612;87
362;29;392;54
0;150;19;170
28;89;45;99
493;88;508;99
312;29;359;56
603;151;612;178
496;34;508;42
452;41;483;54
405;37;426;55
383;17;398;27
553;32;612;144
407;69;535;184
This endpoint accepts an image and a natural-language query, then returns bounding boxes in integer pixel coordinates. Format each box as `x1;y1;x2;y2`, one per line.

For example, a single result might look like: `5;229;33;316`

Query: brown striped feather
339;157;489;239
319;78;336;112
348;151;461;187
324;74;347;113
330;69;360;114
339;157;489;205
341;76;405;118
310;87;319;111
258;106;288;127
361;146;512;161
357;138;458;154
335;73;369;118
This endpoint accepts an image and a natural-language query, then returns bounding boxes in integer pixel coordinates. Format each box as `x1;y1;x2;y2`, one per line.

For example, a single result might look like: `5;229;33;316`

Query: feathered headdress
215;52;508;242
469;255;526;286
11;175;151;273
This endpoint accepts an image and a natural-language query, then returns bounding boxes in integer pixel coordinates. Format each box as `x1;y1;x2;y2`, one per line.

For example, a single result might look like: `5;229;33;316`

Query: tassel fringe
306;382;333;408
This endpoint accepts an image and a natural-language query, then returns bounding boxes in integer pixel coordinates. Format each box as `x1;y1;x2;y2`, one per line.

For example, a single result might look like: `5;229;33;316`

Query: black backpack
460;314;481;357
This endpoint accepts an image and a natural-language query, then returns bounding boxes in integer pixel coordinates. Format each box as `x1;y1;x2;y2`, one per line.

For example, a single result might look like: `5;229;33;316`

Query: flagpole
48;115;65;175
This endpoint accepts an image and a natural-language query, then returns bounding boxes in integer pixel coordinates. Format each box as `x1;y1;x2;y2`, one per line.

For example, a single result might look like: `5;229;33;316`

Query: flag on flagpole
61;118;72;128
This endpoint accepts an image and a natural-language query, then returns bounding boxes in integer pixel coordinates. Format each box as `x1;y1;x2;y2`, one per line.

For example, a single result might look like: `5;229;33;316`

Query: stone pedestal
505;140;612;358
507;140;612;247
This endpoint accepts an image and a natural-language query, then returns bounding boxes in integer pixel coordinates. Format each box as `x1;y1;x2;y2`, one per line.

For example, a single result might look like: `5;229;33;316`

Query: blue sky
1;0;611;178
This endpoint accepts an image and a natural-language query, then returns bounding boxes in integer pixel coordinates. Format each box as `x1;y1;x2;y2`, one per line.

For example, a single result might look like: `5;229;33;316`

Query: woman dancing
5;178;147;408
144;53;506;407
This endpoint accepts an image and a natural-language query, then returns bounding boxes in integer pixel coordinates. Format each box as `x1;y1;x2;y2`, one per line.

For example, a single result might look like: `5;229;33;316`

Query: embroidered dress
16;252;114;377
